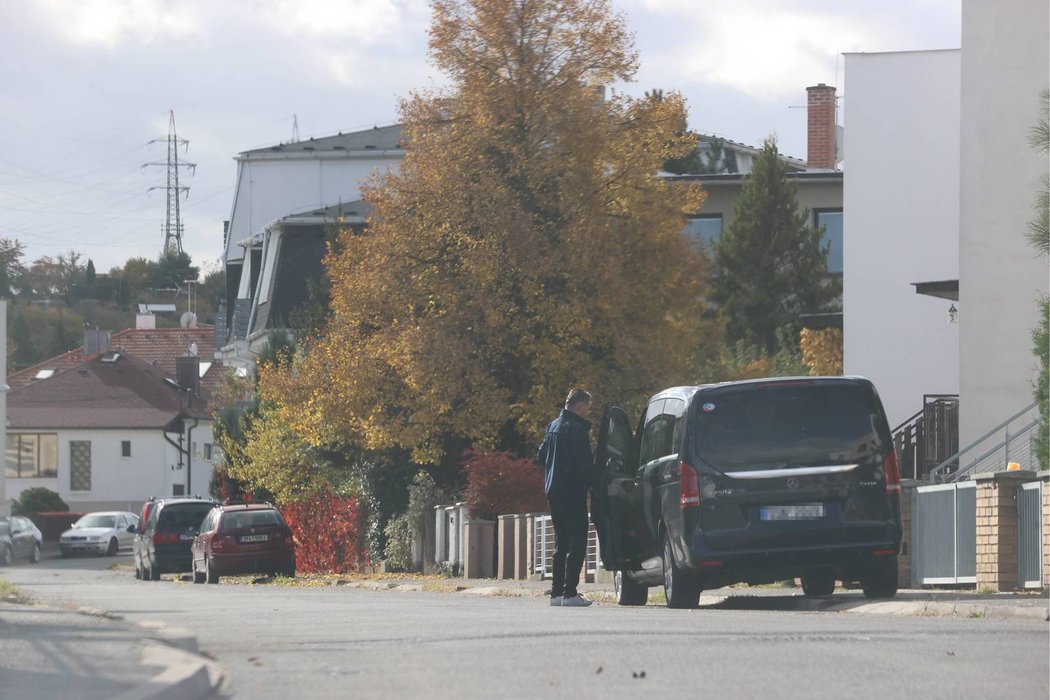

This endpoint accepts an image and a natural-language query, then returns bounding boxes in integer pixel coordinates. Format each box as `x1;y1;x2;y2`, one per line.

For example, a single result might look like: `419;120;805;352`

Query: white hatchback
60;511;139;556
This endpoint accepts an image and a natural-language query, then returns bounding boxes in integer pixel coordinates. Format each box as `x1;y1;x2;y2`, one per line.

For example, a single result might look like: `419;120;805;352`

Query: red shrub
280;492;367;574
462;450;547;519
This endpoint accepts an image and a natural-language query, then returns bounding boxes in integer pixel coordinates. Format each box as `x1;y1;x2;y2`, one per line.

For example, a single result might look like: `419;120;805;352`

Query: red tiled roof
8;353;212;429
7;327;227;396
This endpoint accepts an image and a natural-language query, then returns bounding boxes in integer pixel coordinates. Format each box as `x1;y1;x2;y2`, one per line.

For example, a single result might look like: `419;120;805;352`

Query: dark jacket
537;409;594;502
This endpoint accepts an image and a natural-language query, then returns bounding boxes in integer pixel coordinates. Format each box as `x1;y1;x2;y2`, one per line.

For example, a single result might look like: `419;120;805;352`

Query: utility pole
143;110;196;256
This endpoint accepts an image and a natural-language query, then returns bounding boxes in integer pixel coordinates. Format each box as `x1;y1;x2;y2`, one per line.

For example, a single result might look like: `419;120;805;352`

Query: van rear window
694;383;887;472
157;504;213;532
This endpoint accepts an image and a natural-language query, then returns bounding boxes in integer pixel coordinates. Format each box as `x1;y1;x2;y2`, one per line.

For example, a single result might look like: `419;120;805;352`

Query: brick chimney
806;83;837;170
176;355;201;396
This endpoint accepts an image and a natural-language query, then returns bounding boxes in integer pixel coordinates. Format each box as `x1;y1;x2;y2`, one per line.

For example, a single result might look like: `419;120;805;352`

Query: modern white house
844;0;1048;472
219;125;404;370
5;351;217;513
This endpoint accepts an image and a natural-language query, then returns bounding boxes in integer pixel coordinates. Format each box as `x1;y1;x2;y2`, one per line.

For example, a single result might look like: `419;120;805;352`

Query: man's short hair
565;388;592;408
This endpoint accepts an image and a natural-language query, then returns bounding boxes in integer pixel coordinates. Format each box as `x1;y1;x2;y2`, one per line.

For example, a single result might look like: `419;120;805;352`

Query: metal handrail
948;417;1042;481
929;400;1040;481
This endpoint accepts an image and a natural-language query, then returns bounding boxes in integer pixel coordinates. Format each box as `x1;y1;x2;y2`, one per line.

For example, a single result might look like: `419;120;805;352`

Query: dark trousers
548;497;588;598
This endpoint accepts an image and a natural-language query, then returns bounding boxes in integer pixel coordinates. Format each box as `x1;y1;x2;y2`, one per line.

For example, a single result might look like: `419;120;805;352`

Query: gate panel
1018;482;1043;589
954;482;976;582
914;482;976;585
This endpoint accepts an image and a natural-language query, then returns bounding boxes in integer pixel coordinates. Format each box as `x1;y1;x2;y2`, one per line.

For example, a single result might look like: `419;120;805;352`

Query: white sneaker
549;596;562;606
560;594;592;607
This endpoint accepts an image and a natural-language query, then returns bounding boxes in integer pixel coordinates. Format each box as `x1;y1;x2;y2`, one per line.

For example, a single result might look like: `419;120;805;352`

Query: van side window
640;413;676;464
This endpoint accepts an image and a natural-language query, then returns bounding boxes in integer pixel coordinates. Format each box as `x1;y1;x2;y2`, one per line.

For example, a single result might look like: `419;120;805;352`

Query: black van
591;377;902;608
132;497;216;581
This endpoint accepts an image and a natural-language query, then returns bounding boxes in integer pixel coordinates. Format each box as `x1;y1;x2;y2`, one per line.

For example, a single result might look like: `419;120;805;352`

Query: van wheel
614;571;648;606
861;558;898;599
662;535;701;609
801;570;836;596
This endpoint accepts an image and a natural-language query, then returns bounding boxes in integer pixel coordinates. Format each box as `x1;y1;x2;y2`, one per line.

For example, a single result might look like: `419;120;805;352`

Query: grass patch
0;579;33;605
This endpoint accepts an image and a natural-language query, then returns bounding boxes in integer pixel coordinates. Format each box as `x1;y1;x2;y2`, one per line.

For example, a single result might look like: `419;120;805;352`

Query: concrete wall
224;154;400;263
842;50;962;428
5;425;217;512
697;177;843;232
958;0;1050;448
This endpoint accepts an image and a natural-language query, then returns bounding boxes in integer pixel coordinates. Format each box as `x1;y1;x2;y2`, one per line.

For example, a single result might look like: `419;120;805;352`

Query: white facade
958;0;1049;448
224;153;400;263
843;49;962;428
5;425;217;512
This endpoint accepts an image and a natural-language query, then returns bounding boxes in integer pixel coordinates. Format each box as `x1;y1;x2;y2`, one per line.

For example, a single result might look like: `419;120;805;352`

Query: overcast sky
0;0;960;275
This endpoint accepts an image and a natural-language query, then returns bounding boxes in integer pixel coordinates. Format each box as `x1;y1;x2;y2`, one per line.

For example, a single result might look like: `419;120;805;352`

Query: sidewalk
330;574;1050;622
0;600;223;700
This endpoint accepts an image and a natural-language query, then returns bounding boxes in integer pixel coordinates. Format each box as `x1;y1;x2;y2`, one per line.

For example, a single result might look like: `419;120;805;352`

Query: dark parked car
592;377;903;609
132;497;216;581
191;503;295;584
0;516;43;565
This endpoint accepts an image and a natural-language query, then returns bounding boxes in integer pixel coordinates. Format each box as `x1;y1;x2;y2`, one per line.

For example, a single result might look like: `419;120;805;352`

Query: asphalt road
2;553;1048;699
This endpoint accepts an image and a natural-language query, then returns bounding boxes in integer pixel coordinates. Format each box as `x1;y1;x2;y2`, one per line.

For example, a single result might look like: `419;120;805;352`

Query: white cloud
626;1;891;100
33;0;204;48
260;0;404;44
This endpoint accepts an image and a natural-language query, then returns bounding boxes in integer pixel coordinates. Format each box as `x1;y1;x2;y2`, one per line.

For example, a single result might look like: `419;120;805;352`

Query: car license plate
179;533;195;542
240;534;268;543
760;504;825;521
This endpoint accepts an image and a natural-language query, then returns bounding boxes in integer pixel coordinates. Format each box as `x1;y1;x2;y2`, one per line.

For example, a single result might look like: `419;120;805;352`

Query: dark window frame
121;440;132;458
813;207;844;277
5;433;59;479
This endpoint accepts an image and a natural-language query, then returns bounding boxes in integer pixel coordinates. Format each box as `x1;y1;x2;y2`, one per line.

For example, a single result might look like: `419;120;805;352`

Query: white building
844;0;1048;463
5;352;216;512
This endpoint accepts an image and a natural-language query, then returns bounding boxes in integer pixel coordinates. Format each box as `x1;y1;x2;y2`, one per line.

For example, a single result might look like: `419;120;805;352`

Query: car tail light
680;461;700;508
152;532;178;544
212;536;225;552
884;451;901;494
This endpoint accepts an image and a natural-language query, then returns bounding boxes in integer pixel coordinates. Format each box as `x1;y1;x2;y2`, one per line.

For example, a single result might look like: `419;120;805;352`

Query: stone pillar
497;515;515;579
974;471;1036;591
434;505;448;566
898;479;920;588
512;515;528;579
463;519;494;579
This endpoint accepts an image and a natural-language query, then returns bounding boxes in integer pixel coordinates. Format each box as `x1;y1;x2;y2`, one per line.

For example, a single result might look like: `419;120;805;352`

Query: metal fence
1018;481;1044;589
912;482;977;586
533;514;601;580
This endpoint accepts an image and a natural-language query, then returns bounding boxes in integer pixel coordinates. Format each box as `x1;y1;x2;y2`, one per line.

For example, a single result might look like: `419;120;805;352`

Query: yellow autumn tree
800;327;844;376
263;0;714;463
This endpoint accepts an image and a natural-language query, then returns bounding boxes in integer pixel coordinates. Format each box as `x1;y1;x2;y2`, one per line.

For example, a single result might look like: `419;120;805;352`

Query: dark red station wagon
191;503;295;584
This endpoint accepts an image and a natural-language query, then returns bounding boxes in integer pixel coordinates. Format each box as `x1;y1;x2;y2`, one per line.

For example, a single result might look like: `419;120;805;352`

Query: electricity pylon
143;110;196;255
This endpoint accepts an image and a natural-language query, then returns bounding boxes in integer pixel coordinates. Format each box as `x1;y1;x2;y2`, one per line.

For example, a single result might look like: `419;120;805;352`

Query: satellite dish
179;311;198;328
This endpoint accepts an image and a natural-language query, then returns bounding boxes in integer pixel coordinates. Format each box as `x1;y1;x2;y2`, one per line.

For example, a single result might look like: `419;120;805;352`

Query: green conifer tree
711;136;840;353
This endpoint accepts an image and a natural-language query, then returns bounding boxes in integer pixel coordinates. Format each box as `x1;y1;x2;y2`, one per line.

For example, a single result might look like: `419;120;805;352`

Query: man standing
537;388;594;607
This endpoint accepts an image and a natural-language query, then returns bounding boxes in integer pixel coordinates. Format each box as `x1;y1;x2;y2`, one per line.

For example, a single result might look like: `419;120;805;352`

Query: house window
70;441;92;492
204;443;214;460
173;484;186;496
683;215;723;252
4;434;58;478
121;441;132;458
815;209;844;275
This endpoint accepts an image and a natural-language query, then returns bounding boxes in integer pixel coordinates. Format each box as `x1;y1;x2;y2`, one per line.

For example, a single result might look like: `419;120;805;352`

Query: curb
826;599;1050;622
114;643;224;700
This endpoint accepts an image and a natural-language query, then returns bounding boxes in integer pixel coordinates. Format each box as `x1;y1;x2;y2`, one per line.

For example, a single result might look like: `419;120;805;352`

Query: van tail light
152;532;178;544
680;461;701;508
884;451;901;494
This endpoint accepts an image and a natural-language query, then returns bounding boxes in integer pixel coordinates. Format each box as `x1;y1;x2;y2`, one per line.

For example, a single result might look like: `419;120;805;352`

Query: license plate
239;534;269;543
760;504;825;521
179;533;195;542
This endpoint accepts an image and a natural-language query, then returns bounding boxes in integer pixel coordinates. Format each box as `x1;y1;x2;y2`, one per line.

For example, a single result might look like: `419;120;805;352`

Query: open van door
590;405;637;571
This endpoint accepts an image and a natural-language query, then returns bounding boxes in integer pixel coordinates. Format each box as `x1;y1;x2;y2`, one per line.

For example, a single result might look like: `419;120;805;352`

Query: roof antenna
292;114;300;143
